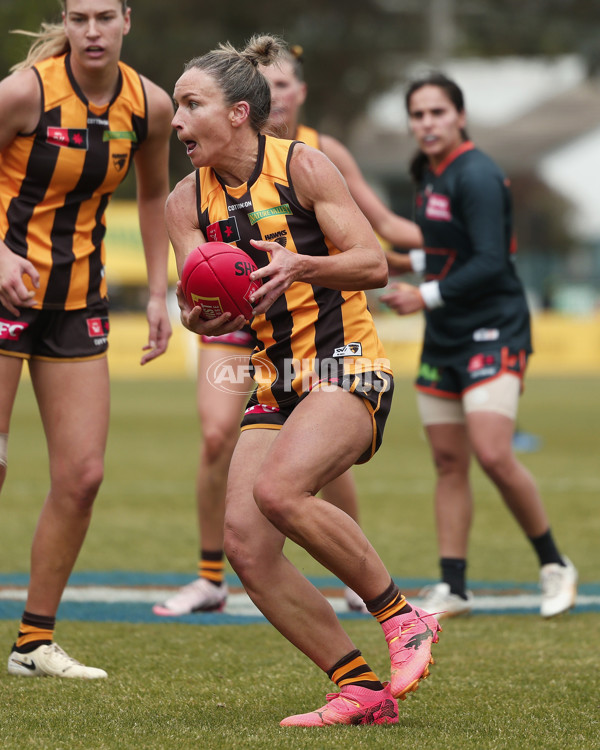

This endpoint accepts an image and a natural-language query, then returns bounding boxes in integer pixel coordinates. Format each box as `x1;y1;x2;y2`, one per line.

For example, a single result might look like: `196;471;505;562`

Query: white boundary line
1;587;598;616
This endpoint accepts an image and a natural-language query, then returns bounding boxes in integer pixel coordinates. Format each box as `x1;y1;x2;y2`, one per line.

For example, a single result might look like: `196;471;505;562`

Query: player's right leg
0;353;23;494
8;355;109;679
153;341;252;616
417;391;474;619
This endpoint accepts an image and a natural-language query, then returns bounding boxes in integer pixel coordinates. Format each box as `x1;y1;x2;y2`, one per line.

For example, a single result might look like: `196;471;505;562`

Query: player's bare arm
133;78;174;363
165;175;245;336
0;69;41;313
250;145;387;314
320;133;423;250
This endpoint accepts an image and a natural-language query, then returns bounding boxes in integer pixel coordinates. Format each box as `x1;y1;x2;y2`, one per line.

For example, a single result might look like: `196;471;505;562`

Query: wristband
419;280;444;309
409;248;426;273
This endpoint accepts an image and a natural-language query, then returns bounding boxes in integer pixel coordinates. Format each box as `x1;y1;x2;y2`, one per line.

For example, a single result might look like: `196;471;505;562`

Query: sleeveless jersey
0;53;148;310
195;133;390;409
294;124;320;149
415;141;531;360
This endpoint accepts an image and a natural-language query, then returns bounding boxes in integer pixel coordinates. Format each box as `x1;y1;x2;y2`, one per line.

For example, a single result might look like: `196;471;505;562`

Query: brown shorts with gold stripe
0;298;109;361
241;369;394;464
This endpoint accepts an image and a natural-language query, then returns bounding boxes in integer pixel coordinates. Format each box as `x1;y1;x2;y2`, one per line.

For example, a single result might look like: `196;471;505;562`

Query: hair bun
289;45;304;62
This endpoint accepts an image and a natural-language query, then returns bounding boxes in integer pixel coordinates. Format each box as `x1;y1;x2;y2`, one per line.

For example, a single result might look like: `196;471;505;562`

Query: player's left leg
8;357;109;679
153;343;252;616
320;469;367;611
224;425;398;724
225;383;439;710
466;374;577;617
250;386;391;599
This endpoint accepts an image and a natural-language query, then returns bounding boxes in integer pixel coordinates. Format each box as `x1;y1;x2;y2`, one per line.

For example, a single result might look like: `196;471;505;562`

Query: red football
180;242;262;320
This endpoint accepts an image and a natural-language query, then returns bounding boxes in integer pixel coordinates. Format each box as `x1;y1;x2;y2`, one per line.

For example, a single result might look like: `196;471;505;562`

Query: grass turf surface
0;375;597;748
0;616;597;749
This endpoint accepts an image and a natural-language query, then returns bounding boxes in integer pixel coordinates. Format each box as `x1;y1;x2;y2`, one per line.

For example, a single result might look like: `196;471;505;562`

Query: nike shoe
280;682;398;726
419;582;473;620
344;587;367;613
7;643;107;679
383;607;441;699
152;578;228;616
540;556;577;618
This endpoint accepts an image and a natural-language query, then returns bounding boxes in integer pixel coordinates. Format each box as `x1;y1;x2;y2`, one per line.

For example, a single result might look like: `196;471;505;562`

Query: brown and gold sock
14;611;55;653
365;579;412;623
327;649;385;691
199;549;225;586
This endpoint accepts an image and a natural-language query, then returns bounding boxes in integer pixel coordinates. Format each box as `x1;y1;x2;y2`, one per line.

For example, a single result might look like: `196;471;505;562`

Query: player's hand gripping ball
180;242;262;320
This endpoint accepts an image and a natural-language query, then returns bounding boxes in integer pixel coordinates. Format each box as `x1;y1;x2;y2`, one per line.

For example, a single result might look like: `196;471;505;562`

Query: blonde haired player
0;0;173;677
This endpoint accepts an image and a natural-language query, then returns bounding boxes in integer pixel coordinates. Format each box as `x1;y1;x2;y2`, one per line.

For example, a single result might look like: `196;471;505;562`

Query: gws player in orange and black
0;0;173;678
381;73;577;620
166;35;441;727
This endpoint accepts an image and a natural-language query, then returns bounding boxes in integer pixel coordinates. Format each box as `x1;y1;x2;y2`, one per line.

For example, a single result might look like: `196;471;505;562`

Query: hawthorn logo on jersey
112;153;128;172
332;342;363;358
264;230;288;247
425;193;452;222
86;317;109;344
0;319;28;341
47;127;88;149
248;204;292;226
207;217;241;244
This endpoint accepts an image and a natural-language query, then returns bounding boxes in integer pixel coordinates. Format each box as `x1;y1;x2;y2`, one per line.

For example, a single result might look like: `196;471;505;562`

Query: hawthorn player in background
382;72;577;619
154;42;423;618
166;34;441;727
0;0;172;678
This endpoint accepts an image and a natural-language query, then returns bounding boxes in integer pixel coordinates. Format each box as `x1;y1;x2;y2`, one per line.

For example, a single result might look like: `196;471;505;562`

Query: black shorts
0;299;109;361
416;345;528;398
241;369;394;464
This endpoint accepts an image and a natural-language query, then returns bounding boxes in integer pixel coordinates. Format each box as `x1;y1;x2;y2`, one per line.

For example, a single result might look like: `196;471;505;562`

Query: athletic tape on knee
0;433;7;469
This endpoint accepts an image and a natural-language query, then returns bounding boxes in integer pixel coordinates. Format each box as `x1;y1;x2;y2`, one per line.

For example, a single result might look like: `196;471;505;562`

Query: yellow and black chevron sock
199;549;225;586
327;649;385;691
365;579;412;623
15;611;55;653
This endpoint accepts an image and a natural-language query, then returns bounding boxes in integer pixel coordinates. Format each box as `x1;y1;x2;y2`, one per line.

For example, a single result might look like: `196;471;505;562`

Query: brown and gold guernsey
196;133;390;409
294;124;320;149
0;53;148;310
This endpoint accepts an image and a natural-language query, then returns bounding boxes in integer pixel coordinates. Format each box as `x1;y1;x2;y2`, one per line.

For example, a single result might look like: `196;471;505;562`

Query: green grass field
0;375;598;749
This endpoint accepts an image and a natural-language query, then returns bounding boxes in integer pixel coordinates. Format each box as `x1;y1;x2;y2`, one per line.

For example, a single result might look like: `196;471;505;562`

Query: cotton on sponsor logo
0;318;28;341
425;193;452;221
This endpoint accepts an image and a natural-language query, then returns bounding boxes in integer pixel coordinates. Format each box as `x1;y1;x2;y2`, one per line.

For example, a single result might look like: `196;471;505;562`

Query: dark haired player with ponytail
382;73;576;620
